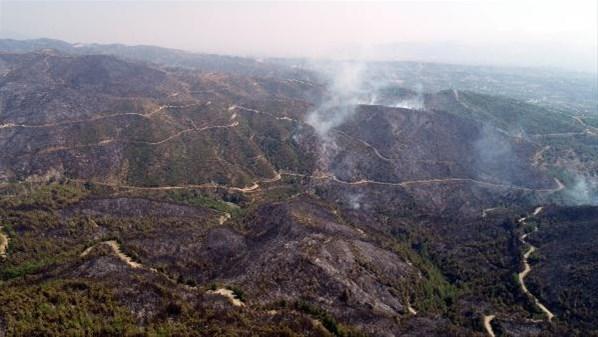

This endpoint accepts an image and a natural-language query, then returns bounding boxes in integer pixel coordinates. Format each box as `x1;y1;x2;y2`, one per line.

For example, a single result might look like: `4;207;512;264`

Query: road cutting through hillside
81;232;248;307
326;175;565;193
219;212;232;225
333;129;393;162
483;315;496;337
453;89;481;113
481;206;550;336
572;116;598;136
532;146;550;167
517;207;555;322
279;171;566;194
531;131;590;138
532;206;543;216
81;239;214;291
148;103;202;116
207;288;245;307
18;102;298;154
81;240;143;268
0;226;9;259
553;178;565;192
81;240;197;288
37;120;239;154
407;305;417;315
229;105;301;123
134;121;239;145
481;207;499;218
69;168;564;197
0;103;203;130
0;112;152;129
69;163;282;194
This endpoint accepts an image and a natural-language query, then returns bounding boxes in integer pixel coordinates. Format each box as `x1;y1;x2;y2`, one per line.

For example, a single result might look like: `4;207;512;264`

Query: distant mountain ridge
0;38;315;80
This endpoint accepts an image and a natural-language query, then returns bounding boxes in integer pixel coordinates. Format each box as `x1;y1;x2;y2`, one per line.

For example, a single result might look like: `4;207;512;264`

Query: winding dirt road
0;103;204;130
39;120;240;155
532;146;550;167
82;231;247;307
70;168;564;199
572;116;598;136
0;226;8;259
207;288;245;307
407;305;417;315
333;129;393;162
329;175;565;193
229;105;300;123
280;171;565;192
279;171;566;195
136;121;239;146
531;131;589;138
219;212;232;225
481;207;499;218
517;207;555;322
0;102;207;129
70;170;274;195
81;240;143;268
482;206;553;336
532;206;544;216
483;315;496;337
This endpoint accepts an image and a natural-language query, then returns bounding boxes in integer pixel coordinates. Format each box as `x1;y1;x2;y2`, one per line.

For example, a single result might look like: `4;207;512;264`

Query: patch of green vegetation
1;263;326;336
126;144;160;186
295;300;366;337
0;198;97;282
245;116;317;174
78;124;102;146
227;285;246;302
526;251;543;265
261;184;302;203
392;242;459;313
0;233;85;281
0;182;88;209
166;189;242;216
0;258;54;280
0;279;143;336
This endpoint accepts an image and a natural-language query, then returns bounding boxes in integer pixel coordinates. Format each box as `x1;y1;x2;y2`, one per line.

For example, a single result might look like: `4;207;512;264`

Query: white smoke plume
360;69;425;110
306;61;367;169
392;83;424;110
564;174;598;205
305;60;428;176
346;193;364;210
306;62;366;135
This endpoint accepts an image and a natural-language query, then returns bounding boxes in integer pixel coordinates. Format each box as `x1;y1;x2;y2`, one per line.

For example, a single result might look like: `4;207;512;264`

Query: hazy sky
1;1;596;72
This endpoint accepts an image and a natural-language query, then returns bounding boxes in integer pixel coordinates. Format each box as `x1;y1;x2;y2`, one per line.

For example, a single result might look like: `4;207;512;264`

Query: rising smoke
306;61;366;136
473;123;516;184
346;192;364;210
564;174;598;205
304;60;598;210
305;61;367;170
305;61;425;171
